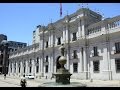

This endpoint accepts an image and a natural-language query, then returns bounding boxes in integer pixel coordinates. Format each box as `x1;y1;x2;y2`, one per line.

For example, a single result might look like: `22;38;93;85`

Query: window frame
72;32;77;41
73;63;78;73
115;42;120;53
45;65;48;73
93;60;100;73
93;46;98;56
115;59;120;73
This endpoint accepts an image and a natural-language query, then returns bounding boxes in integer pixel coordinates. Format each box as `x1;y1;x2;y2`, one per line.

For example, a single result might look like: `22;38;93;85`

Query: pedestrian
20;74;27;87
4;74;6;79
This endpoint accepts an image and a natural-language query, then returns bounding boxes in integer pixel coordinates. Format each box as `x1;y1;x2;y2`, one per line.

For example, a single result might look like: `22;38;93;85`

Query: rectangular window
93;47;98;56
46;41;48;48
115;59;120;72
73;50;77;59
29;59;32;65
29;67;32;73
19;67;20;73
36;57;39;64
24;67;25;73
45;65;48;73
46;56;48;62
115;42;120;53
72;32;77;41
57;37;61;45
36;66;39;73
73;63;78;73
93;61;100;73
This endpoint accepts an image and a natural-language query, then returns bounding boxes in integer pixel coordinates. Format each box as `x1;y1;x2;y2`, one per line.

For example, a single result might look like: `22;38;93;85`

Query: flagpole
60;3;62;19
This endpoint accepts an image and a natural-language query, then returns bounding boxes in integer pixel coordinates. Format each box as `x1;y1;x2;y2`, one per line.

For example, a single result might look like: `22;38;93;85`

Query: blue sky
0;3;120;45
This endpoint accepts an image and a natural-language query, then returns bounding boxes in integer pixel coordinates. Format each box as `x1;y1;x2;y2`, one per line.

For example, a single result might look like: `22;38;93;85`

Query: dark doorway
56;56;61;72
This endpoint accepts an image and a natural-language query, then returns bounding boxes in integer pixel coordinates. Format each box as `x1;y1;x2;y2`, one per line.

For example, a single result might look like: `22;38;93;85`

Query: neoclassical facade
8;8;120;80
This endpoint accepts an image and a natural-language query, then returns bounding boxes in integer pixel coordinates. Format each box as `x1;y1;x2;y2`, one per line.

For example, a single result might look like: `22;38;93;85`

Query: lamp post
0;40;9;79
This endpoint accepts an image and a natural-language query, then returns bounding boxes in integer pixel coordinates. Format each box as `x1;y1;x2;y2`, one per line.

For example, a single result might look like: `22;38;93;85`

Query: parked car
25;75;35;79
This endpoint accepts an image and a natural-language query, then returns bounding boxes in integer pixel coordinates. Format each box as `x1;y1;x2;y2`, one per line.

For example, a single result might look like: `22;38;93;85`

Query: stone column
66;27;68;43
20;61;23;75
102;43;111;80
78;19;82;39
49;34;51;47
79;48;83;72
26;60;28;75
48;55;51;72
34;60;36;75
8;62;10;75
40;40;42;50
8;62;11;75
51;55;54;73
66;50;69;70
81;20;85;38
41;58;44;76
32;59;35;76
39;57;41;74
51;34;53;47
12;62;14;74
40;58;42;73
63;30;66;43
16;62;18;75
83;47;87;72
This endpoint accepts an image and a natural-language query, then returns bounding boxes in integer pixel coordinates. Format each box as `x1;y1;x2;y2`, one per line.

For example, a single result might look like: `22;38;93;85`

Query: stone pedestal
53;44;72;84
54;68;72;84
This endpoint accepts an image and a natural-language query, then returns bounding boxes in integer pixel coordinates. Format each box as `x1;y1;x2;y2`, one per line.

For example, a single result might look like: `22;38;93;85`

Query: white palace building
8;8;120;80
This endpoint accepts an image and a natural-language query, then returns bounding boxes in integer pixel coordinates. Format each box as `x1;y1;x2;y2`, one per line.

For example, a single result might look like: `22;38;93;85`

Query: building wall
0;34;7;43
8;8;120;80
32;25;41;44
8;41;27;52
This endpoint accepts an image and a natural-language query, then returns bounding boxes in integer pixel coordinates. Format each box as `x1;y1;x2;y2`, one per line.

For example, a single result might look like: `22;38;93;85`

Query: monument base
38;82;87;87
53;68;72;84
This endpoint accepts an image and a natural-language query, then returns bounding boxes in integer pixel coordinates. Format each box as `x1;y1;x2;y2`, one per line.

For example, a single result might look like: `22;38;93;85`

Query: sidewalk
35;78;120;87
0;75;120;87
70;79;120;87
0;75;40;87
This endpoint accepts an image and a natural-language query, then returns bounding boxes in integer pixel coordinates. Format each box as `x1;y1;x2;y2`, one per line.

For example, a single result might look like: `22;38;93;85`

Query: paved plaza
0;75;120;87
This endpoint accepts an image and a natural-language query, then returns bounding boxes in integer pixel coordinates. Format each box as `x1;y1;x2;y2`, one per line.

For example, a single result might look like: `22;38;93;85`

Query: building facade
8;8;120;80
0;34;7;43
0;34;27;74
32;25;41;44
8;41;27;52
0;34;7;73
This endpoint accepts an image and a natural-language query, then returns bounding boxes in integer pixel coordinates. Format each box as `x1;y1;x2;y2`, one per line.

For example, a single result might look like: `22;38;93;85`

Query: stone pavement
70;79;120;87
0;74;120;87
0;75;40;87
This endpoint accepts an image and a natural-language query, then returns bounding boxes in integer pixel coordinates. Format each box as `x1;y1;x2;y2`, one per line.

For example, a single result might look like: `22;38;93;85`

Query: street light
0;40;9;79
